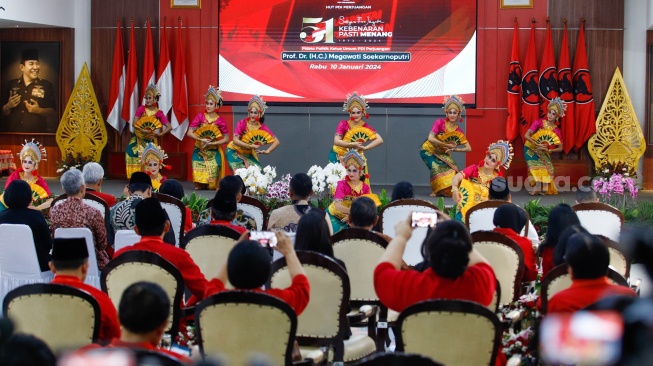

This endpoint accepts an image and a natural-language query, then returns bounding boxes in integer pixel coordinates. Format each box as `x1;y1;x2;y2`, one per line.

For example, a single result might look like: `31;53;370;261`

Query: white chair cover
159;202;184;247
238;202;265;230
467;207;498;233
575;210;622;242
0;224;53;308
114;230;141;252
381;205;436;266
54;228;100;289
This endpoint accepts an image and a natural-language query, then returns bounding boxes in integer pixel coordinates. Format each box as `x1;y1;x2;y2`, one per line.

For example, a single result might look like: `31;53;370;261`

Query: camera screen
250;231;278;247
411;212;438;228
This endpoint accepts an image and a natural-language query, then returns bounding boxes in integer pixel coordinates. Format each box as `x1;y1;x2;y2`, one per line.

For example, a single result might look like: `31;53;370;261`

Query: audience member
538;204;580;276
391;181;414;202
159;179;194;233
347;196;392;242
268;173;332;233
110;172;176;245
49;169;110;269
113;198;221;302
575;185;599;204
83;162;117;207
197;175;257;230
295;210;345;270
0;180;52;271
488;177;540;248
546;232;636;314
553;225;589;267
207;189;247;234
493;204;538;282
49;237;120;343
0;334;56;366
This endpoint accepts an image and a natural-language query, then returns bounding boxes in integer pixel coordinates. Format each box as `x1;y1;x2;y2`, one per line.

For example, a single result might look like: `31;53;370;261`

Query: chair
270;251;376;364
101;250;184;335
0;224;54;307
153;192;187;246
114;229;141;252
3;283;100;352
596;235;631;278
195;291;297;365
239;195;269;230
54;227;101;289
379;199;442;266
354;352;444;366
332;228;388;350
396;299;502;366
472;231;525;305
540;264;629;313
573;202;624;242
181;225;241;288
465;200;531;237
51;193;110;220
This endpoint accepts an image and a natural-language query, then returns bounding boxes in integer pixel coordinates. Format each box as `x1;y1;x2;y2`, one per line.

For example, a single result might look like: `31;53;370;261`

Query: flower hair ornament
343;92;370;119
443;95;465;122
19;139;47;164
547;97;567;119
206;85;223;107
139;142;169;169
144;83;161;100
487;140;514;170
342;149;369;180
247;95;267;118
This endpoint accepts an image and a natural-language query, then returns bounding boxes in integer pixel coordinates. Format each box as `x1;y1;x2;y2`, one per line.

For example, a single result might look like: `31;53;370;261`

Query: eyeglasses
147;163;159;167
347;168;359;173
22;160;34;165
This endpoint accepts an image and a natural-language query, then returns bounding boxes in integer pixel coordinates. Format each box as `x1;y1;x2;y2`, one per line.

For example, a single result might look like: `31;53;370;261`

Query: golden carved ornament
588;67;645;173
56;63;107;162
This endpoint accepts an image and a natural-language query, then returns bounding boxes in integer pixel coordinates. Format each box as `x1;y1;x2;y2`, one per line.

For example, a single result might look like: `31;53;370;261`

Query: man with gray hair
49;169;110;269
82;162;116;207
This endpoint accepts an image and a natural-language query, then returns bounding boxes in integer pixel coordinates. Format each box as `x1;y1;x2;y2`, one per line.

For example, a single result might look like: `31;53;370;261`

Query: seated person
110;172;175;246
197;175;257;230
205;189;247;234
575;185;599;204
295;210;345;270
159;179;194;234
538;204;580;277
214;232;310;315
546;232;637;314
49;237;120;343
391;181;414;202
104;282;192;364
493;204;538;283
347;196;392;242
49;169;110;269
0;334;56;366
489;177;540;247
268;173;332;233
553;225;589;267
82;162;117;207
0;180;52;271
113;198;221;303
374;217;496;312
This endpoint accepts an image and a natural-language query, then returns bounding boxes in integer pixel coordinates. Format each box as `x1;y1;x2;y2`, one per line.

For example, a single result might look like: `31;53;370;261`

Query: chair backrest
396;299;502;366
54;227;100;289
153;192;186;246
465;200;531;237
540;264;629;313
181;225;241;286
0;224;53;307
573;202;624;242
332;228;388;303
379;199;441;266
195;290;297;365
114;230;142;252
354;352;444;366
3;283;100;352
596;235;630;278
101;250;184;334
472;231;525;305
238;195;269;230
52;193;110;220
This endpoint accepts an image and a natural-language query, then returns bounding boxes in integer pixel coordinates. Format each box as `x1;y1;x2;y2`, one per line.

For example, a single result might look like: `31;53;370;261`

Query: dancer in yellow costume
1;139;52;211
140;143;168;192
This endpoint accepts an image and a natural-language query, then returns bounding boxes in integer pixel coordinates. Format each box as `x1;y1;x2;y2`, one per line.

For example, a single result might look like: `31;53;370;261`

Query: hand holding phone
250;231;278;247
411;211;438;228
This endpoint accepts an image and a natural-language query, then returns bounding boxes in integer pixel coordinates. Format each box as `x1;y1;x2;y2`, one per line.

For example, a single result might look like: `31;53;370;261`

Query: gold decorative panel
56;63;107;162
588;67;645;173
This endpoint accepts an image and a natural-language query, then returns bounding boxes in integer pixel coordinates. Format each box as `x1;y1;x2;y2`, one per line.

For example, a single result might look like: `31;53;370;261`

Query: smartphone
539;311;623;366
250;231;278;247
411;212;438;228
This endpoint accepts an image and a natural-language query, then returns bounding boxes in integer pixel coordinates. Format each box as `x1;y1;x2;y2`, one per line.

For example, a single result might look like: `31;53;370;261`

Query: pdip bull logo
573;69;593;104
521;70;540;105
557;68;574;102
507;62;522;94
539;67;558;101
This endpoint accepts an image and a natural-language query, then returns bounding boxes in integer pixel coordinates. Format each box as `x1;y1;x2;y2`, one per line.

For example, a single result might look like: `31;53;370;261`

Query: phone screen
250;231;278;247
411;212;438;228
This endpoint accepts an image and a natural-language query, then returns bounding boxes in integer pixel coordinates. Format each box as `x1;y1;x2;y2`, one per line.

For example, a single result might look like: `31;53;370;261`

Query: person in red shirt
538;204;580;276
493;204;538;282
546;232;637;314
82;162;117;207
49;237;120;344
206;189;247;234
113;197;222;303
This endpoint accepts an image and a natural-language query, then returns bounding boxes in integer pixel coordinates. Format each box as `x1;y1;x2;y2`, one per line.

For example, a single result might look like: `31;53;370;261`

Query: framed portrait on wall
0;41;60;134
500;0;533;8
171;0;201;8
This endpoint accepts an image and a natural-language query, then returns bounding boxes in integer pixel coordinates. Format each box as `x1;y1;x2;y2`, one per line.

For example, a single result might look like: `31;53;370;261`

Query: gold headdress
248;95;267;116
487;140;514;170
139;142;168;168
343;92;370;118
342;149;365;169
206;85;223;105
144;83;160;98
443;95;465;113
547;97;567;118
19;139;46;164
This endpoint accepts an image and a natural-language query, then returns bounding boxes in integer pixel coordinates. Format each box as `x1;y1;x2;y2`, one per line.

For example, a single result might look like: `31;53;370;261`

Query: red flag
157;17;173;116
171;19;189;140
107;19;126;132
538;20;558;118
506;19;522;142
558;20;576;153
121;19;139;132
141;19;156;99
572;19;596;150
519;21;540;142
